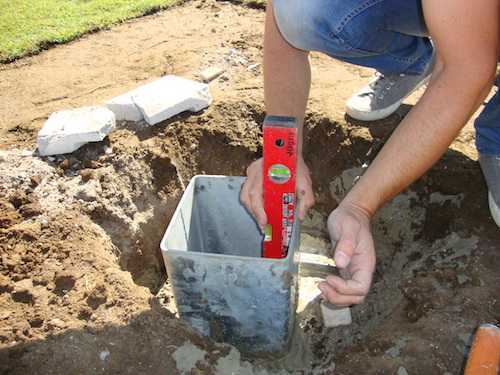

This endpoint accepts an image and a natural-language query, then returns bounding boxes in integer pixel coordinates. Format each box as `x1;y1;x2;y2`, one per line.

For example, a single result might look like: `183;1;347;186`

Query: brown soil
1;1;499;374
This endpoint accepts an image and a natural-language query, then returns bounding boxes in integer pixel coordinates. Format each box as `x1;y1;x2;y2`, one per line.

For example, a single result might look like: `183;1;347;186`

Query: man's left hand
319;203;376;307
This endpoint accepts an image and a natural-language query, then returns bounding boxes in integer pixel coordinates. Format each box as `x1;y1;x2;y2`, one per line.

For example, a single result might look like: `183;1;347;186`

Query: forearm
264;0;310;155
344;64;494;217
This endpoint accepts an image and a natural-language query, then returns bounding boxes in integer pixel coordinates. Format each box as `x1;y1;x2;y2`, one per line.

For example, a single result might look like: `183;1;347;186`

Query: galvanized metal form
160;175;299;354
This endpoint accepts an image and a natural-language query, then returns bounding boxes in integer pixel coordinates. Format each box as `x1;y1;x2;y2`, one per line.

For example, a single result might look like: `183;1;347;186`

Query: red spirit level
262;116;298;259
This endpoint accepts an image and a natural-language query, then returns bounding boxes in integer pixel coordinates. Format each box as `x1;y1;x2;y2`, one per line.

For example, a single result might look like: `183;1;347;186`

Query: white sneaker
479;155;500;228
346;58;434;121
488;191;500;227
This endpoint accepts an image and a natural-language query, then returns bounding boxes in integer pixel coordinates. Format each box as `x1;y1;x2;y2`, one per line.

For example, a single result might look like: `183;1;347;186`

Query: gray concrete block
37;106;115;156
320;301;352;328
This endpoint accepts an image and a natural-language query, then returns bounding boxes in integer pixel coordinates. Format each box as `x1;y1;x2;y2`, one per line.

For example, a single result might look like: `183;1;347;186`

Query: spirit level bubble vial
262;116;298;259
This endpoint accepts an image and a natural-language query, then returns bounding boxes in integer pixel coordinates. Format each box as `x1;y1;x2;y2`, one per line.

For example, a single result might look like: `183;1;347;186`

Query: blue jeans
272;0;500;155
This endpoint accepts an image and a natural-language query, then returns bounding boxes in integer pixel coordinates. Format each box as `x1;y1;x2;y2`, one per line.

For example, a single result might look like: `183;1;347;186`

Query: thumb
249;182;267;229
332;221;358;268
297;186;315;221
252;195;268;230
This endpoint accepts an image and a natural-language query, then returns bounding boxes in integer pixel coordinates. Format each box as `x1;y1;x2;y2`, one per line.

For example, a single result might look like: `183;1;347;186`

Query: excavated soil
0;1;499;374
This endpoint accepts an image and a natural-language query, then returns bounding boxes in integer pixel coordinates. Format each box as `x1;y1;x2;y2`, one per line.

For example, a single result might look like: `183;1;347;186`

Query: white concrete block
131;75;212;125
37;106;116;156
105;92;144;122
320;301;352;328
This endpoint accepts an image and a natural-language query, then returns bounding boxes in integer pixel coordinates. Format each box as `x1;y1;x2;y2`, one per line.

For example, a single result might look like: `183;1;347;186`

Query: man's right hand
240;157;315;230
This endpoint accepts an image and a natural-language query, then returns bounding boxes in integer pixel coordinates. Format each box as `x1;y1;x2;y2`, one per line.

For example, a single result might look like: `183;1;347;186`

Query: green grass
0;0;179;62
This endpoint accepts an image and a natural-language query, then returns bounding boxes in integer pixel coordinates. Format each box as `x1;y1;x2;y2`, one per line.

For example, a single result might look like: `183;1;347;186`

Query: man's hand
240;157;315;230
319;203;376;307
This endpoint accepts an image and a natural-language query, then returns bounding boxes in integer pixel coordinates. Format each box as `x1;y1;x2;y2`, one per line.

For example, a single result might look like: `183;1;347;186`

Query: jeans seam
329;0;421;65
334;0;386;34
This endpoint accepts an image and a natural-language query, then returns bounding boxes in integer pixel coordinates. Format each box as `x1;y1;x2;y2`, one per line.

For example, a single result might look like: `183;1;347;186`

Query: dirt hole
107;102;499;372
1;101;499;374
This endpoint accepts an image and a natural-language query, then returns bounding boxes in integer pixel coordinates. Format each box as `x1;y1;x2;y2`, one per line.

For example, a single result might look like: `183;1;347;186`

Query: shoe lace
370;72;404;99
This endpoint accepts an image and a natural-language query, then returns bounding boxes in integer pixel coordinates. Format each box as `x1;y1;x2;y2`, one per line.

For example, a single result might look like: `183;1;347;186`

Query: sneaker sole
346;100;403;122
345;74;431;122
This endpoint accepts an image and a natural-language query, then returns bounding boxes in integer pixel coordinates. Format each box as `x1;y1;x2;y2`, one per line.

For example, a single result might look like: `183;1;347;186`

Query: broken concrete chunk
105;75;212;124
320;301;352;328
105;92;144;122
200;66;225;82
37;106;115;156
132;75;212;125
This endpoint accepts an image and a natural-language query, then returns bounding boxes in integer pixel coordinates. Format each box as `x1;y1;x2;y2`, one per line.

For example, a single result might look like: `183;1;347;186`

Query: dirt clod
79;169;95;182
54;272;77;295
19;201;42;218
9;190;30;209
30;175;42;187
11;279;35;304
87;284;108;310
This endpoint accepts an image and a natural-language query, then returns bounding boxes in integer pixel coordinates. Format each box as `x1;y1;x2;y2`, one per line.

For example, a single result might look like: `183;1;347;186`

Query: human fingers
328;213;360;268
323;273;371;298
249;180;267;229
241;160;265;226
318;281;365;307
297;179;315;220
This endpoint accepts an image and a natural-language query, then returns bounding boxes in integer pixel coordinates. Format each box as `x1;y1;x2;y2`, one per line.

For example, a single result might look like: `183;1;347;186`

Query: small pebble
39;218;49;229
59;159;70;170
397;366;409;375
30;175;42;187
49;318;66;329
99;349;110;361
79;169;94;182
247;63;260;71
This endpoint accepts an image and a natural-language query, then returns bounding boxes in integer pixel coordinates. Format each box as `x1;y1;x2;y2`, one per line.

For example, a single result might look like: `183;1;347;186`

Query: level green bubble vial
268;164;291;184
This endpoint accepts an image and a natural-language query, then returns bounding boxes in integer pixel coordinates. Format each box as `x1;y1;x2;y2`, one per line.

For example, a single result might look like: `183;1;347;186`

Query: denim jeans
272;0;500;155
